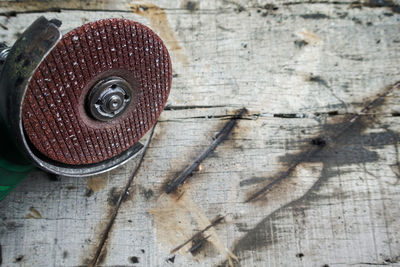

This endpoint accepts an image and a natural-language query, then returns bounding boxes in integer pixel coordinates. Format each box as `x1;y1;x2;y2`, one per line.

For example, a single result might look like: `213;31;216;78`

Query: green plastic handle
0;158;34;201
0;118;34;201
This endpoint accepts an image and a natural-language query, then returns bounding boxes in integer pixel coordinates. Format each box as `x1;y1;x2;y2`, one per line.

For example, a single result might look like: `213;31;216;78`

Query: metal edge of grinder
0;17;170;177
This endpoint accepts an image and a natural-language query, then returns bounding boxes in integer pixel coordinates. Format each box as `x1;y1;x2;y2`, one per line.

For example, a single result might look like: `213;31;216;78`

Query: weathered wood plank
0;1;399;266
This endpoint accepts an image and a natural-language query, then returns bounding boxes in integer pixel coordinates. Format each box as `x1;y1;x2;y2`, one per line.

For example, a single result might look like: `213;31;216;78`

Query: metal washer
87;76;132;121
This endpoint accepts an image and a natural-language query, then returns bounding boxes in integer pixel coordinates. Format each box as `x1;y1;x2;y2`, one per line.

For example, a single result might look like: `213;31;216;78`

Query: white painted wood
0;1;399;266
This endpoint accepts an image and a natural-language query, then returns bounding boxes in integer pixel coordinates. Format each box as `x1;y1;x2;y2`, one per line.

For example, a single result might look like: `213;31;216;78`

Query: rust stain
149;192;237;266
86;176;108;193
25;207;42;219
130;2;189;66
296;29;322;45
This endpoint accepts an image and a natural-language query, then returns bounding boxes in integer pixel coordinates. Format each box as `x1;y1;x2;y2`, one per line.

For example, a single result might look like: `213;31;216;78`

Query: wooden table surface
0;0;399;266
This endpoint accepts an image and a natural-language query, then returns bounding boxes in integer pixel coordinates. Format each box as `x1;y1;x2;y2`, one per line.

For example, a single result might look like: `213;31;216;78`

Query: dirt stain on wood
296;29;322;45
25;207;42;219
149;192;238;266
82;183;136;266
81;206;113;266
294;39;308;49
129;256;139;264
14;255;23;263
86;176;108;193
233;221;278;253
351;0;400;14
300;13;330;19
130;2;189;66
81;181;137;266
140;186;154;200
305;73;329;88
182;0;199;12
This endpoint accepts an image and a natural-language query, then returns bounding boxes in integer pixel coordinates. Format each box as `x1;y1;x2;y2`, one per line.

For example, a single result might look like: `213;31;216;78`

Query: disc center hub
88;77;132;121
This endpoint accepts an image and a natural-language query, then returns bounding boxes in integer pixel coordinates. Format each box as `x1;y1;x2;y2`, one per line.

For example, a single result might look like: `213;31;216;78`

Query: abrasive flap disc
21;18;171;165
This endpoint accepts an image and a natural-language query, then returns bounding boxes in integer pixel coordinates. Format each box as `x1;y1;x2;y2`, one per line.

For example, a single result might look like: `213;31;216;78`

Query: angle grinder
0;17;172;200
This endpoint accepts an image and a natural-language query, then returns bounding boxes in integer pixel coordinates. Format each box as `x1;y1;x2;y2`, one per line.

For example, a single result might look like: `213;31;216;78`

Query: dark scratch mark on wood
311;137;326;147
165;108;247;194
255;3;279;17
106;186;133;206
300;13;330;19
84;188;94;197
239;177;266;187
222;0;246;13
283;1;349;6
167;255;175;263
89;124;157;267
294;39;308;49
14;255;23;263
0;23;7;30
217;25;235;32
170;216;224;254
273;113;304;118
96;247;107;265
164;105;228;110
129;256;139;264
307;74;329;88
45;172;60;181
183;0;199;12
362;0;400;13
188;235;211;254
296;252;304;258
142;187;154;200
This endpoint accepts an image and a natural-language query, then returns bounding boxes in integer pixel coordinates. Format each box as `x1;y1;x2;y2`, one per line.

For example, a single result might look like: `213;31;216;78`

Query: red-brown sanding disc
22;18;172;165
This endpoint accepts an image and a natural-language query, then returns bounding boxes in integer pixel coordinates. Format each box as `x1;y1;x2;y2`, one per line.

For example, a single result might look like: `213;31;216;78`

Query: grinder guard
0;16;171;199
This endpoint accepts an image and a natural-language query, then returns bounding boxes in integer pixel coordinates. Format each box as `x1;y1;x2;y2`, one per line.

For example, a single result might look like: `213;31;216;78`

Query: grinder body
0;120;34;201
0;17;172;200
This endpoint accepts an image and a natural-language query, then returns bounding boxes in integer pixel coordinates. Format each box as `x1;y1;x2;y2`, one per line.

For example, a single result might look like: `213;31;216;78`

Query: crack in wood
160;110;400;123
88;124;157;267
164;105;231;110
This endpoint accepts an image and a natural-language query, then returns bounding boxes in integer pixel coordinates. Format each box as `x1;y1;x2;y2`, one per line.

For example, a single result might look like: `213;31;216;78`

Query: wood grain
0;0;399;266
